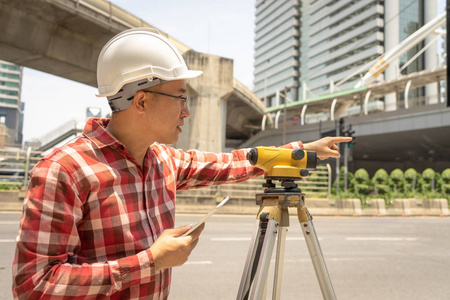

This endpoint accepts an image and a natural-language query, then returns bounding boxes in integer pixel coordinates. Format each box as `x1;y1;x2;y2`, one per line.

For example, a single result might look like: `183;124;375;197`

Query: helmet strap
107;78;166;112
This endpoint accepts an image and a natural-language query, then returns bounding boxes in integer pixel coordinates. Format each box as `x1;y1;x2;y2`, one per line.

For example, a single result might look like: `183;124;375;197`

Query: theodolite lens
247;148;258;165
306;151;318;169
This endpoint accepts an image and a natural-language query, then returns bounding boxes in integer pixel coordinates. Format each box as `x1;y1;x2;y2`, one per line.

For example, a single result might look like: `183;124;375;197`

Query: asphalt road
1;213;450;299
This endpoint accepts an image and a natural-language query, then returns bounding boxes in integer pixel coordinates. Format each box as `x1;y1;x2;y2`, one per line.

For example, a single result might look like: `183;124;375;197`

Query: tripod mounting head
247;147;317;179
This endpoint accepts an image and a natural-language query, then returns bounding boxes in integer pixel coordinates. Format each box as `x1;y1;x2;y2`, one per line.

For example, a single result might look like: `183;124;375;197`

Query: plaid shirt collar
82;118;127;150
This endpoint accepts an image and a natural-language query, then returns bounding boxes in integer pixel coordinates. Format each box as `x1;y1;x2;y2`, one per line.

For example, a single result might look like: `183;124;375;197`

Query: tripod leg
237;209;280;300
272;206;289;300
248;218;278;300
237;219;262;300
272;226;287;300
297;206;336;300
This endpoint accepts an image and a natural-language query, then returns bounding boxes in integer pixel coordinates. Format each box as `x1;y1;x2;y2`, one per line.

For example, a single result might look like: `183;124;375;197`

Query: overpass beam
437;77;442;103
405;80;412;109
301;104;308;125
330;98;337;121
262;114;267;131
274;110;281;129
364;90;372;115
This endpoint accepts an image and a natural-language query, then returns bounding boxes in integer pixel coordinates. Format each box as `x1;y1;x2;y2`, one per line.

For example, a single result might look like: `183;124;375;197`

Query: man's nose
181;105;190;118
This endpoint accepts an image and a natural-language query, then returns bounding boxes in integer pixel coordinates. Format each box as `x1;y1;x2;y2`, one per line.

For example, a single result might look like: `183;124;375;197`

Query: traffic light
339;118;345;136
347;124;355;147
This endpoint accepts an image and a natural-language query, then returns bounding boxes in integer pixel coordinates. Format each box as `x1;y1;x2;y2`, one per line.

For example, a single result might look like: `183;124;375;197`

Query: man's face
144;80;190;144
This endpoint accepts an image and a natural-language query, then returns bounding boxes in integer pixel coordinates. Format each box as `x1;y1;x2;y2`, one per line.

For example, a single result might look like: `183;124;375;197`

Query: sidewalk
1;196;448;217
0;191;24;213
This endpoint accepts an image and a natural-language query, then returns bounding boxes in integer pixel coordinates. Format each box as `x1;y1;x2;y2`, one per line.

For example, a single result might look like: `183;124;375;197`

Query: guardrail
0;143;332;199
0;147;43;189
176;164;332;205
37;119;83;148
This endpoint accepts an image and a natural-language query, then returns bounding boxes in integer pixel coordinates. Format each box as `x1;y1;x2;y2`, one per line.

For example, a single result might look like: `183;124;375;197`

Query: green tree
389;169;405;199
439;169;450;200
404;168;418;197
419;168;436;193
419;168;443;199
390;169;404;191
372;169;390;204
332;166;355;197
372;169;390;194
353;168;370;196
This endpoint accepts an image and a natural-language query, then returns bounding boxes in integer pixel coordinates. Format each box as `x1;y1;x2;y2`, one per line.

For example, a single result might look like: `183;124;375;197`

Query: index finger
329;136;353;143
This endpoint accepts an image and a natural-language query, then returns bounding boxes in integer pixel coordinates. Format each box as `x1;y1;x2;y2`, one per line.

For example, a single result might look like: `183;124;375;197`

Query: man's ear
131;91;147;114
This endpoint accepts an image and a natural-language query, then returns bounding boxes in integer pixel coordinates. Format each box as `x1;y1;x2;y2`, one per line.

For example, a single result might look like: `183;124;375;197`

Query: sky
21;0;255;142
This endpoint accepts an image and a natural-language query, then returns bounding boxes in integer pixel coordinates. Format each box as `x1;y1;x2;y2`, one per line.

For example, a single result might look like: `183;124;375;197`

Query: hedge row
332;167;450;201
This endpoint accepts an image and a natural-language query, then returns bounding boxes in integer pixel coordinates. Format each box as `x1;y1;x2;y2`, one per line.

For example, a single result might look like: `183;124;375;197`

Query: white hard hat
96;27;202;111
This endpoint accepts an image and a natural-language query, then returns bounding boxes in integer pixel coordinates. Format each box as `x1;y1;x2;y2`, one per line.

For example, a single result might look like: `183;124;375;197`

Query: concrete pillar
177;51;234;153
424;1;439;104
384;0;400;111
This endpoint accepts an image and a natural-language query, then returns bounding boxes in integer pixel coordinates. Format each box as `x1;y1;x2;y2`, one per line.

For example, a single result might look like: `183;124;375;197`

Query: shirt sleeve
167;141;303;190
12;160;156;300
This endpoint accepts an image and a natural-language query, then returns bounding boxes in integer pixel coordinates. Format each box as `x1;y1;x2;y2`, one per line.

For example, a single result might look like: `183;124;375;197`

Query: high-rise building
0;60;23;146
253;0;439;110
253;0;301;107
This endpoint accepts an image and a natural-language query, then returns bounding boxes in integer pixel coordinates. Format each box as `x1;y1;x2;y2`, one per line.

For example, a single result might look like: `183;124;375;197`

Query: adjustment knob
291;148;305;160
300;169;309;177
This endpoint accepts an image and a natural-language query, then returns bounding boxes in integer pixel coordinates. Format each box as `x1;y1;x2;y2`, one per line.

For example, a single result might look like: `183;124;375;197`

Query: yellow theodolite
246;147;317;179
236;147;336;300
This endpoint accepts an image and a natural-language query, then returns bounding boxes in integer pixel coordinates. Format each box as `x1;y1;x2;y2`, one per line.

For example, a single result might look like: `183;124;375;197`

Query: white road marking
0;221;19;224
210;237;320;242
185;261;212;265
272;257;387;263
346;237;417;241
0;239;16;243
211;237;251;242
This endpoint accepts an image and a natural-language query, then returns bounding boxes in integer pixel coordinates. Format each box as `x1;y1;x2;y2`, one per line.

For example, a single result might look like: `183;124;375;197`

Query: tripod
236;178;336;300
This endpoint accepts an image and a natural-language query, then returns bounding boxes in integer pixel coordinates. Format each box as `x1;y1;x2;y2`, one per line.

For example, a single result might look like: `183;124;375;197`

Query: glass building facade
253;0;437;109
253;0;301;107
0;60;24;146
302;0;384;95
399;0;424;74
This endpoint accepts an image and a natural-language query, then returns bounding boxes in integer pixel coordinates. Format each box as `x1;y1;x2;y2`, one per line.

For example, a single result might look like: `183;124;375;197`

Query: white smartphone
182;196;231;236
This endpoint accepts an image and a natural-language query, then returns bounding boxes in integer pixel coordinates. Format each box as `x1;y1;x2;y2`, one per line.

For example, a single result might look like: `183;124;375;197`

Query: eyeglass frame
143;91;188;106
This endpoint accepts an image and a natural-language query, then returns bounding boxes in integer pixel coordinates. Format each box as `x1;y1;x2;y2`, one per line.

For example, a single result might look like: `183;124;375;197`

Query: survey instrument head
247;147;317;179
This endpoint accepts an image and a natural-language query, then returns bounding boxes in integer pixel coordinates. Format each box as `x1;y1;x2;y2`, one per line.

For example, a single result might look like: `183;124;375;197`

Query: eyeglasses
144;91;188;107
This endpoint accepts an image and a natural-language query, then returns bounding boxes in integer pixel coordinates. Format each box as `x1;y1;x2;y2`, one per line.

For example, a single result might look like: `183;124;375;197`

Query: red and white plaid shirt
12;118;301;300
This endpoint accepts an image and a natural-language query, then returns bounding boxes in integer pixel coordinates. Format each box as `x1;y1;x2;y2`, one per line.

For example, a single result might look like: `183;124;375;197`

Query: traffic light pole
335;122;340;196
344;143;348;191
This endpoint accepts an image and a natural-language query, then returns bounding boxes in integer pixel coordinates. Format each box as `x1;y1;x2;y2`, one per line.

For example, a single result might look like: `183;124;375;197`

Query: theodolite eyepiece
247;147;317;179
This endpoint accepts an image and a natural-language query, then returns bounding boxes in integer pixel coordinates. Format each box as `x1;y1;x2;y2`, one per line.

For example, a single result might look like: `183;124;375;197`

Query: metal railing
37;119;83;148
176;164;332;204
0;147;43;189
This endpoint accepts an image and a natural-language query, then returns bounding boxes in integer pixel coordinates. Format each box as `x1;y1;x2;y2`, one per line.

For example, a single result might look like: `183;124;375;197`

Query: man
12;28;351;299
